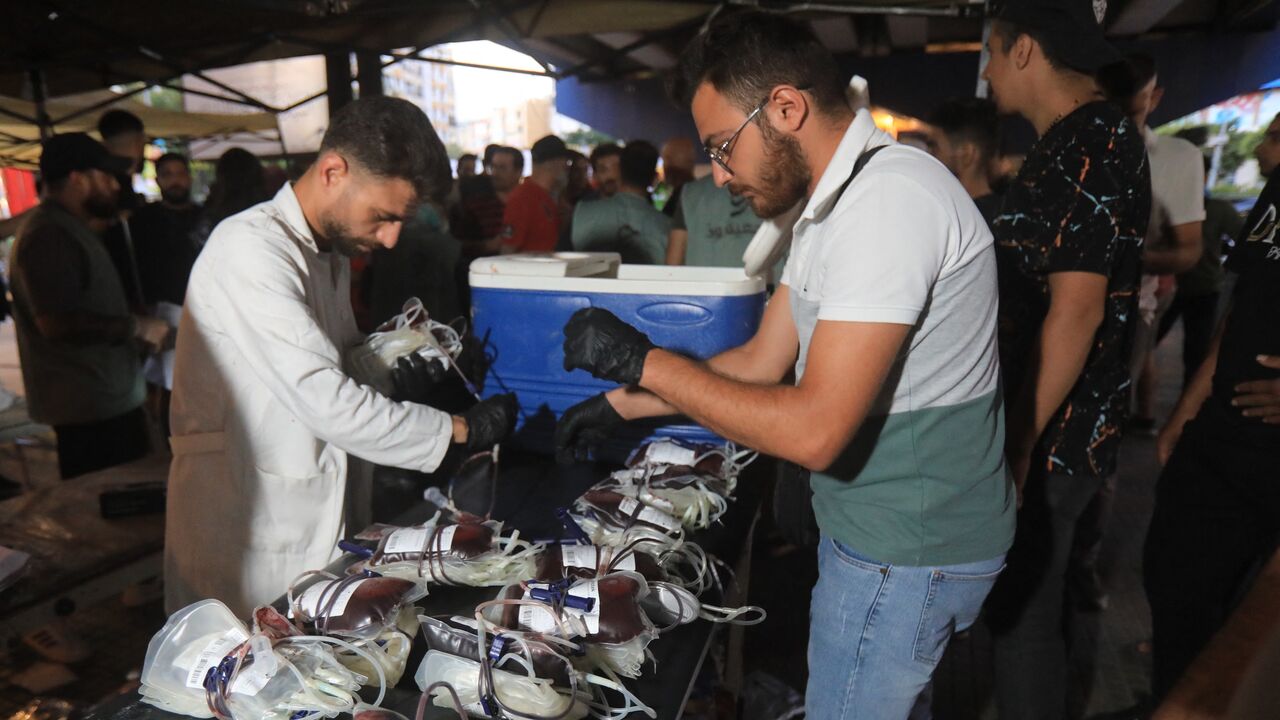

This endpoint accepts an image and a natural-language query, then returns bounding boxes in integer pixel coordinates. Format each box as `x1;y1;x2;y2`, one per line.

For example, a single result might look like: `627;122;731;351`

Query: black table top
86;449;765;720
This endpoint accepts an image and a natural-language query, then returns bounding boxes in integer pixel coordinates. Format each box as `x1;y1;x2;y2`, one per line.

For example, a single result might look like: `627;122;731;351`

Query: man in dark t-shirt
1144;112;1280;703
926;97;1004;230
978;1;1151;717
130;152;202;306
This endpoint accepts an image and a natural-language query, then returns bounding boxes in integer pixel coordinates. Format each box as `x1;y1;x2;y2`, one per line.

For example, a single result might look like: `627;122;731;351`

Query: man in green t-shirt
665;174;764;270
571;141;671;264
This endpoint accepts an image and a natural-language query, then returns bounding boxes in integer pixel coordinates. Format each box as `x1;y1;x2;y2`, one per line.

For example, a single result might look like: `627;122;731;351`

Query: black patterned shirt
994;101;1151;478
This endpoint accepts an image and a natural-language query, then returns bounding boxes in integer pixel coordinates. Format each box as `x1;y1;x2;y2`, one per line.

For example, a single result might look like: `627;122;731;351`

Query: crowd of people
0;0;1277;716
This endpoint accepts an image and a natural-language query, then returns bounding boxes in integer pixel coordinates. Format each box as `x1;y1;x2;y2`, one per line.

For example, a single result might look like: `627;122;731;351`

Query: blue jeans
805;536;1006;720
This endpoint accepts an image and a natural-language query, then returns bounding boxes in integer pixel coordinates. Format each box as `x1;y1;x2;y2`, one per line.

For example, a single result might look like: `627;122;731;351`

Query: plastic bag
533;544;665;584
368;518;540;588
287;573;425;640
346;298;464;396
571;490;683;549
140;600;371;720
482;573;658;679
415;650;587;720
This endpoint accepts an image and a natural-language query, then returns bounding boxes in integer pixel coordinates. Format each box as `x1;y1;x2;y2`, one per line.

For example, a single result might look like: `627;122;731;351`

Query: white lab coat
164;184;453;617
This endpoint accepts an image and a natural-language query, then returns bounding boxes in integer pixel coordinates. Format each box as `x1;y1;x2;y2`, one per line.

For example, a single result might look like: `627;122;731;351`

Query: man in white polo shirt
552;11;1014;718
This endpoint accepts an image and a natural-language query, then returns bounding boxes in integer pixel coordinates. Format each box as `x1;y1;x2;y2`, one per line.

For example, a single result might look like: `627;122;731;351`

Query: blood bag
288;574;424;639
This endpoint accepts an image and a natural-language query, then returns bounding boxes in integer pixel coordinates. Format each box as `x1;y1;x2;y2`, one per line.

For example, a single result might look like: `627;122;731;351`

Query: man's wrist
451;416;469;444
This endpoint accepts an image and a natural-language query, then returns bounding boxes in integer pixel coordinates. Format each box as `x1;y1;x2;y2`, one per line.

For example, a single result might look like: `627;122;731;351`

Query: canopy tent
0;90;279;169
0;0;1275;162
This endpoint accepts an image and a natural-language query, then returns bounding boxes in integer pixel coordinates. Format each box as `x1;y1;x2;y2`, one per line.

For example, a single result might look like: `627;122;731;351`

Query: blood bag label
645;442;697;467
384;526;431;554
618;497;680;532
432;525;457;552
519;581;600;635
289;579;367;620
185;628;250;689
561;545;635;572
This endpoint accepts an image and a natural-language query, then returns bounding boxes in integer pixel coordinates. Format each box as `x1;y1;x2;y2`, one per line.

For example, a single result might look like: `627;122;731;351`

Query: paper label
618;497;680;532
432;526;457;553
185;629;249;689
645;442;697;467
289;579;366;620
561;545;635;573
385;526;431;554
518;580;600;635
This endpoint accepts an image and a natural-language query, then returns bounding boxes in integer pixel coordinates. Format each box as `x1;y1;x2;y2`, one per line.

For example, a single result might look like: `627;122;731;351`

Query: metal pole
975;0;993;98
325;50;354;117
28;68;53;141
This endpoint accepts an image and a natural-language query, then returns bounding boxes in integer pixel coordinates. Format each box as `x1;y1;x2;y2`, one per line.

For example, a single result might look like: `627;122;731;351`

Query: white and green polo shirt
781;109;1015;567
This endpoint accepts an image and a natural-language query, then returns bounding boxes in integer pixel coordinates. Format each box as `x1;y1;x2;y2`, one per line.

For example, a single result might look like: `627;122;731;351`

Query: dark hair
155;152;188;172
483;143;503;166
319;96;451;203
670;10;849;117
928;98;1000;165
205;148;268;226
459;153;478;165
620;140;659;189
491;146;524;173
1097;52;1159;104
589;143;623;168
98;109;144;140
989;19;1069;72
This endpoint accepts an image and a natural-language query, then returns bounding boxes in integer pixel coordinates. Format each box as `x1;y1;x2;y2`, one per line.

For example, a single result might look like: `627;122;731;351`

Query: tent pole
975;0;993;97
29;68;52;141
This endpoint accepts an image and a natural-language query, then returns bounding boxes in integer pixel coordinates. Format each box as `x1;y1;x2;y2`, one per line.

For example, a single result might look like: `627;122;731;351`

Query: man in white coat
165;97;518;616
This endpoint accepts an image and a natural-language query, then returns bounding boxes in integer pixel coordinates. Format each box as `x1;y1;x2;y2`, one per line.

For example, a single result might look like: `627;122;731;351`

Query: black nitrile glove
389;353;450;404
462;392;519;450
554;393;624;464
562;308;656;385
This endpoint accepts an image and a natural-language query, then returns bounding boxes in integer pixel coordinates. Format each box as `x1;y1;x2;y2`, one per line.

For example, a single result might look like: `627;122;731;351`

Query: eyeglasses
707;98;767;177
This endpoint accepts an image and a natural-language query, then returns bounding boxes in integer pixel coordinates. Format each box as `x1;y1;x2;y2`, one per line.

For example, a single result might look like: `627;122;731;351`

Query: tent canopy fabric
0;90;279;168
2;0;1273;99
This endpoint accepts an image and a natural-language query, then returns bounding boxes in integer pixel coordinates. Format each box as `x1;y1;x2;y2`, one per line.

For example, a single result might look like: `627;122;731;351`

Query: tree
562;128;615;149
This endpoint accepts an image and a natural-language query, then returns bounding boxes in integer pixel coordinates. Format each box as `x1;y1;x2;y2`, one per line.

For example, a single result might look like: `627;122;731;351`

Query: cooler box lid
471;256;765;297
468;252;621;279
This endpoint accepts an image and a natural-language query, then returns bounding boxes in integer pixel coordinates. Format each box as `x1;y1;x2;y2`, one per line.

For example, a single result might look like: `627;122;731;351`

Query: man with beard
131;153;203;307
164;97;518;616
9;133;171;478
552;11;1013;717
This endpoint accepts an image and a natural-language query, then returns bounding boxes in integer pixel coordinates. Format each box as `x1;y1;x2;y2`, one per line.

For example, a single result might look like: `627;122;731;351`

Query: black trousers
53;406;150;480
1156;292;1219;387
1143;415;1280;701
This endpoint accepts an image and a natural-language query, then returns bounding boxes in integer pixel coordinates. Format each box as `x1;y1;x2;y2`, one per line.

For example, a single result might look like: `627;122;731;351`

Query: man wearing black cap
979;0;1151;717
500;135;571;254
9;133;172;479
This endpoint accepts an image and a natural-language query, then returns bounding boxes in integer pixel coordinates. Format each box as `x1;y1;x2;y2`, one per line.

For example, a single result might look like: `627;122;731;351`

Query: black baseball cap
993;0;1121;72
530;135;572;164
39;133;132;184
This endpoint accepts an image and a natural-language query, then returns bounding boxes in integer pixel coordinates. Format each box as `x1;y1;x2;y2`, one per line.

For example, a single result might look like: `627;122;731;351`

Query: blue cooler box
470;253;766;460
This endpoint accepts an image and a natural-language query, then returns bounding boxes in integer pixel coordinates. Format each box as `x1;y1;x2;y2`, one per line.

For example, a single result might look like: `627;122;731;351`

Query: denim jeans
805;536;1006;720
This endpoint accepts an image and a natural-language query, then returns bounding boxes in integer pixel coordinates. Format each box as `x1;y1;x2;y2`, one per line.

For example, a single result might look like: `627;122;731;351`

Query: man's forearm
1143;245;1201;274
637;349;835;468
1166;314;1226;428
1143;223;1203;274
609;342;789;421
1007;311;1099;457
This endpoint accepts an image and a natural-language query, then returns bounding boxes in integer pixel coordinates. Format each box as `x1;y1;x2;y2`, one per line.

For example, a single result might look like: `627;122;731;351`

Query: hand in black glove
562;308;656;386
554;393;624;464
462;392;519;450
389;353;449;404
